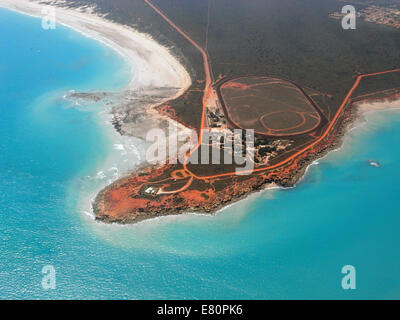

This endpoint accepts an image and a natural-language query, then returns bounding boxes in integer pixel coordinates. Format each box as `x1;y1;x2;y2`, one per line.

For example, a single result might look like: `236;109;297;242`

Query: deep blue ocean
0;7;399;299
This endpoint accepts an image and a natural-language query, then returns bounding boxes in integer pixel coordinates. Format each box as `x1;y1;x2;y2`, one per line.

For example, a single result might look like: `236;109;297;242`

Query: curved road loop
144;0;400;182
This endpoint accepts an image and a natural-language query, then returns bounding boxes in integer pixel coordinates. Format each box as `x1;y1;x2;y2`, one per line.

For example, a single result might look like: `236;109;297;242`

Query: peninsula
4;0;400;224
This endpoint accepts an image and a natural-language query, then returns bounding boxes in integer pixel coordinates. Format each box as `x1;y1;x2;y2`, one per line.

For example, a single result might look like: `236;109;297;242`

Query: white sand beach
356;97;400;114
0;0;194;140
0;0;191;94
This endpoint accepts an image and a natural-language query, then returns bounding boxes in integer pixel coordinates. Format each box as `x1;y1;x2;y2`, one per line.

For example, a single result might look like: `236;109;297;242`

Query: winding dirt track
144;0;400;184
218;76;323;137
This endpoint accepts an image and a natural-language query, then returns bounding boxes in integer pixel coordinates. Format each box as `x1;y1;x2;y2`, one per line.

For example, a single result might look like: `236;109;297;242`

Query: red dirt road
144;0;400;185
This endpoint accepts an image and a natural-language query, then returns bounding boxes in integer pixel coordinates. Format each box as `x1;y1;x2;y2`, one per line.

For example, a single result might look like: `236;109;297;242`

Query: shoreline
0;1;192;138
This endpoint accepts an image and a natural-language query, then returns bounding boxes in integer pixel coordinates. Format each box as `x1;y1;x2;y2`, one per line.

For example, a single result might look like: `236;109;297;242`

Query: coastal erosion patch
66;87;183;140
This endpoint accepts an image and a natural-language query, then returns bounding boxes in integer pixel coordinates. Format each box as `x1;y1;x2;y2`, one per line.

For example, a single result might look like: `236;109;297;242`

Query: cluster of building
328;11;359;20
359;5;400;29
207;108;227;128
203;98;296;166
329;5;400;29
254;138;292;165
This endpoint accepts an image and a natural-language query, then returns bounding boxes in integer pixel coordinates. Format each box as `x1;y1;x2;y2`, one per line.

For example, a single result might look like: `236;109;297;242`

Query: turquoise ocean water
1;8;399;299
